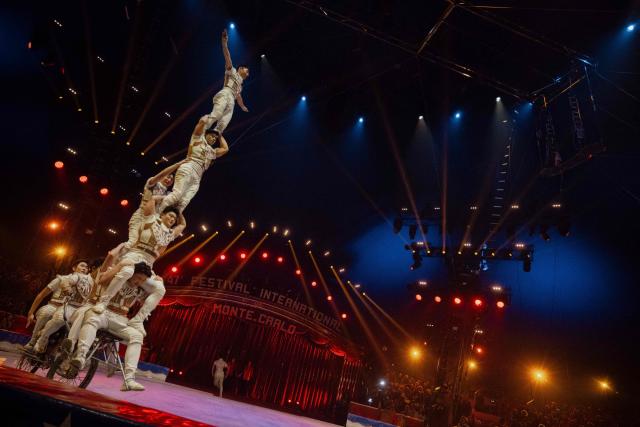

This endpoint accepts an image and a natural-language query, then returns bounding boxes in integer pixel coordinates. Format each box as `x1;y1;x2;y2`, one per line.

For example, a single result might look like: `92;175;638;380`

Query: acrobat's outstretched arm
221;29;233;70
215;135;229;158
146;160;185;188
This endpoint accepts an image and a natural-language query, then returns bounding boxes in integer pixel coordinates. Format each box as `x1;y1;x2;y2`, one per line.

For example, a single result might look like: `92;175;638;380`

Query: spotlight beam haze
198;230;245;277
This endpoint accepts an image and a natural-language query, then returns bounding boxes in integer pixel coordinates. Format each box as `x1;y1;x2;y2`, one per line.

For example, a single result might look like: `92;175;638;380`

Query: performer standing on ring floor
204;28;250;140
93;199;185;314
158;116;229;213
212;355;229;397
23;260;89;352
68;262;165;391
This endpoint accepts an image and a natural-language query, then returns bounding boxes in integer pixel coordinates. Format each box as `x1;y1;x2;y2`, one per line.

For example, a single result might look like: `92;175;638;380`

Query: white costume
33;273;93;353
212;358;228;397
73;275;165;391
25;274;76;349
96;214;176;310
208;66;244;134
126;181;169;248
158;133;216;213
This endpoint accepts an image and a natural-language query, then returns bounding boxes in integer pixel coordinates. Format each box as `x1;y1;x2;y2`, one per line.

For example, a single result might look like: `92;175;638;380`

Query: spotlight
53;246;67;257
475;346;484;354
170;266;178;273
283;228;290;237
379;380;386;387
367;398;373;404
272;226;278;233
323;251;330;257
249;221;255;229
454;111;461;119
261;252;269;259
474;298;483;307
240;252;247;259
338;267;345;273
261;54;266;58
99;188;109;196
358;117;364;123
311;281;317;287
229;22;235;29
277;256;283;263
47;221;60;231
200;224;208;232
194;256;202;264
341;313;347;319
627;24;635;32
226;220;233;228
496;301;505;309
79;175;88;183
220;254;227;261
301;95;306;101
453;297;462;305
295;269;301;275
408;224;417;240
327;295;332;301
120;199;128;207
54;161;64;169
496;97;501;102
434;296;442;303
415;294;422;301
418;115;424;120
305;239;312;246
107;228;117;235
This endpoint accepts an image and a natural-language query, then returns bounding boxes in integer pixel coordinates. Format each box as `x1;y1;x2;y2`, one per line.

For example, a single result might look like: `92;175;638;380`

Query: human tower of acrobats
21;29;249;392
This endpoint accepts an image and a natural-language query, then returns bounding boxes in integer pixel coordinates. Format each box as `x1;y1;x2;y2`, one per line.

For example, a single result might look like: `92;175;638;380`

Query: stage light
240;252;247;259
358;116;364;123
418;115;424;120
453;297;462;305
327;295;332;301
261;54;266;58
249;221;255;229
474;298;483;307
79;175;88;183
341;313;347;319
229;22;235;29
305;239;312;246
54;161;64;169
338;267;345;273
475;346;483;354
514;242;525;249
107;228;117;235
551;202;562;209
311;281;317;287
496;97;501;102
66;147;77;155
434;295;442;303
57;203;69;210
627;24;635;32
99;188;109;196
194;256;202;264
496;301;505;309
226;220;233;228
409;346;422;360
261;252;269;259
200;224;208;232
468;360;477;370
301;95;306;101
511;204;520;209
454;111;461;119
491;285;503;292
295;269;301;275
47;221;60;231
272;225;278;233
531;368;547;383
120;199;128;207
367;398;373;404
354;283;361;288
277;256;283;263
323;251;330;257
415;294;422;301
53;245;67;257
220;254;227;261
283;228;290;237
170;266;178;273
379;380;386;387
418;280;427;287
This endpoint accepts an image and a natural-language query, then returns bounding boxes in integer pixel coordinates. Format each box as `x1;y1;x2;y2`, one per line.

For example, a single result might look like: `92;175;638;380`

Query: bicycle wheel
16;354;41;374
47;354;97;388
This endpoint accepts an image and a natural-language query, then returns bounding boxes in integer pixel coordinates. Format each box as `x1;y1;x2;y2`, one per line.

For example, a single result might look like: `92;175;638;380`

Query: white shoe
121;379;145;391
92;303;106;314
33;343;46;354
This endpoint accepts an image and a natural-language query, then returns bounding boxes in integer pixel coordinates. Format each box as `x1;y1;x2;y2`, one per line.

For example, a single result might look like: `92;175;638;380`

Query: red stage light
99;188;109;195
170;266;178;273
327;295;332;301
79;175;88;183
496;301;505;309
341;313;347;319
434;296;442;303
454;297;462;305
277;256;284;263
220;254;226;261
179;371;183;375
475;346;484;354
170;368;174;373
295;269;301;275
261;252;268;259
120;199;128;206
474;298;483;307
54;161;64;169
194;256;202;264
415;294;423;301
240;252;247;259
311;281;317;287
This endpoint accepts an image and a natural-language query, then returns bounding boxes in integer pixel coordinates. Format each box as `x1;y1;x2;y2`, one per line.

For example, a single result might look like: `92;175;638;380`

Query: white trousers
34;305;77;350
209;89;235;134
214;373;225;396
99;251;154;305
158;163;201;213
127;207;145;248
27;304;57;346
75;310;144;381
66;304;93;347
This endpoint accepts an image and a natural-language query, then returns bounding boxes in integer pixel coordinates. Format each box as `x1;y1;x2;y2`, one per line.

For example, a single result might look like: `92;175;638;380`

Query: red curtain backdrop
145;301;363;414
